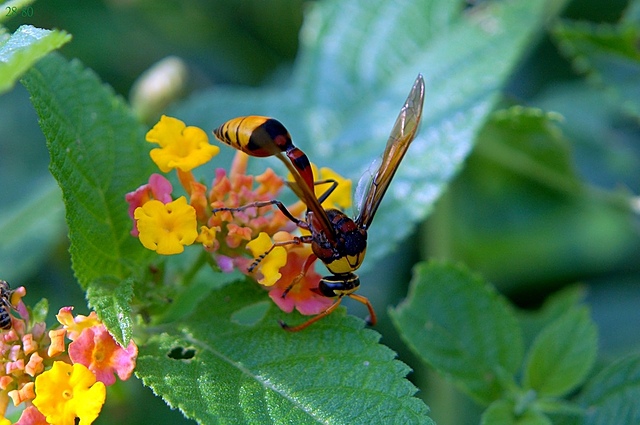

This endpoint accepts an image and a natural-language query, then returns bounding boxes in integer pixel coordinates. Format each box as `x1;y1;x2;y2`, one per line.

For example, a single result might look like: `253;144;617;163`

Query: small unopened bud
130;56;189;123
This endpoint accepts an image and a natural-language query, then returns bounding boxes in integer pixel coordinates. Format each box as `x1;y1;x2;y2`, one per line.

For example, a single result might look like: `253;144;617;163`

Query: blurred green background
2;0;639;424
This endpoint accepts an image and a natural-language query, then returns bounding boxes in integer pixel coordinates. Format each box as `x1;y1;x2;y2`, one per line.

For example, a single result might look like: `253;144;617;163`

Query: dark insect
213;74;425;331
0;280;14;330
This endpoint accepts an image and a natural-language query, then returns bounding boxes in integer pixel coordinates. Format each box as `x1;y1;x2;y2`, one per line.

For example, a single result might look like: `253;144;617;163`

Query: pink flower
15;405;47;425
125;173;174;236
68;325;137;386
265;235;333;315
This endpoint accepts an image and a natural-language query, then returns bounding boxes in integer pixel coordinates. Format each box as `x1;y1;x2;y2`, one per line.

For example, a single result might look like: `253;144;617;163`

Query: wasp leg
348;293;377;326
279;295;345;332
281;254;318;298
247;236;311;273
313;179;338;205
212;200;307;228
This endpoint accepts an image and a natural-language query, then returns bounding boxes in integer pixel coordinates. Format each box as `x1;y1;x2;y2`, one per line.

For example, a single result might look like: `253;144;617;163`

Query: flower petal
146;116;219;172
135;197;198;255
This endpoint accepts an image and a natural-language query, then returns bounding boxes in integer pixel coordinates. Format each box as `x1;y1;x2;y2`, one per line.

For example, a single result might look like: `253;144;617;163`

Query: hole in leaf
167;346;196;360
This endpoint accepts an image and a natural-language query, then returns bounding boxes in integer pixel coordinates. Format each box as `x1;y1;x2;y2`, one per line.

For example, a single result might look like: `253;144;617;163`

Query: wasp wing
274;153;336;239
355;74;425;229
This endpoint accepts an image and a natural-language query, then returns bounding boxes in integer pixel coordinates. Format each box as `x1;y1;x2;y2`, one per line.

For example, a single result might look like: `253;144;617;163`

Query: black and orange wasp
213;74;425;331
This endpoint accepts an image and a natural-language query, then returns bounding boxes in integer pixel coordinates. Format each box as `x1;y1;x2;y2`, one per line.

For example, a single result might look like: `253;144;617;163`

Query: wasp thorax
308;209;368;274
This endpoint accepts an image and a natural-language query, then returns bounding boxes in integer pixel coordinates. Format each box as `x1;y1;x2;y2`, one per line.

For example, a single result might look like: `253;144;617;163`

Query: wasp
213;74;425;331
0;280;14;330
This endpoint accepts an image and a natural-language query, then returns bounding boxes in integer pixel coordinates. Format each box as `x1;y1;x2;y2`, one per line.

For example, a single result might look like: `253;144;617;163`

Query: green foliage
522;307;597;397
390;262;523;405
7;0;639;424
553;9;640;118
428;103;639;290
138;281;432;425
21;53;155;344
391;261;609;424
578;354;640;424
0;24;70;94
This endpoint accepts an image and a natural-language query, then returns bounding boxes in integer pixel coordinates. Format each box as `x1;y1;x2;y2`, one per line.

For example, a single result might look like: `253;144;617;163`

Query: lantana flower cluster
126;115;352;315
0;285;137;425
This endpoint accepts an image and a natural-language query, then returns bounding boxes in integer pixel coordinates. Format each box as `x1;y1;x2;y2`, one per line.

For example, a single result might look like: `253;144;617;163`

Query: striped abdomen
214;116;315;191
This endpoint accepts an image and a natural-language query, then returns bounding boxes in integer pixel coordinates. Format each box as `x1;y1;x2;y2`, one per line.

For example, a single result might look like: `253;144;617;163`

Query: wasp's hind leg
279;295;345;332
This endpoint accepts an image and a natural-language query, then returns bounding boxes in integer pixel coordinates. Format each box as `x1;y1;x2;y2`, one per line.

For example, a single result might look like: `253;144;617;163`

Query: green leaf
85;276;134;345
481;400;553;425
21;53;156;340
522;307;597;397
536;399;584;425
534;77;640;192
29;297;48;326
0;25;71;94
176;0;566;267
427;104;636;289
518;286;587;356
482;400;516;425
552;18;640;117
389;261;524;405
578;353;640;425
476;107;580;188
137;281;433;425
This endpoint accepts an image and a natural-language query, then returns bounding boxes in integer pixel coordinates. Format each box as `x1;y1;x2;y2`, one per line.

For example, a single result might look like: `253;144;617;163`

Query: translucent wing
274;153;336;239
355;74;425;229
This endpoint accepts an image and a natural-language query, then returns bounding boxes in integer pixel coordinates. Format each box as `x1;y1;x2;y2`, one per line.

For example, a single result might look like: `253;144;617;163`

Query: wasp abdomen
214;116;315;190
214;116;291;157
317;273;360;298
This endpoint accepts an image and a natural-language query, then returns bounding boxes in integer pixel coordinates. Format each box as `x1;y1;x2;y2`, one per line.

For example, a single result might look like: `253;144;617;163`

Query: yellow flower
196;225;220;251
33;361;106;425
318;166;352;210
135;197;198;255
146;115;219;172
246;232;287;286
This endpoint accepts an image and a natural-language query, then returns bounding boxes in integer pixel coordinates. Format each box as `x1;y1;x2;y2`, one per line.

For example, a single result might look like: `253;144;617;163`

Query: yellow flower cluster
127;116;353;317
